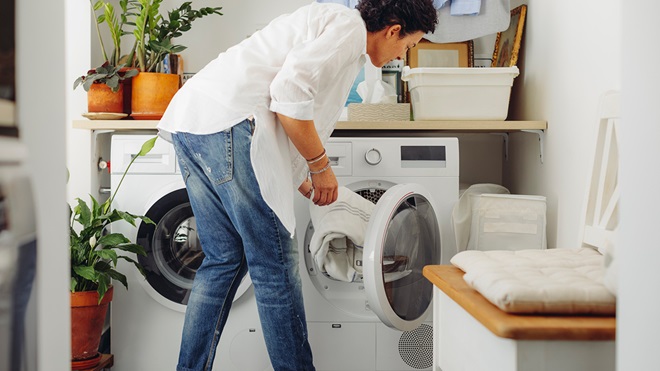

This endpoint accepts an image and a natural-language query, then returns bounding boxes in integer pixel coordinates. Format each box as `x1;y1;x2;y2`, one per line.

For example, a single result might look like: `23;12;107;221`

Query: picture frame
491;4;527;67
0;0;17;136
407;39;474;68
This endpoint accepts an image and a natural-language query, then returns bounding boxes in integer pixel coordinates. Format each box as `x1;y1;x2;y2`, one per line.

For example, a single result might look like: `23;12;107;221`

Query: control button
365;148;382;165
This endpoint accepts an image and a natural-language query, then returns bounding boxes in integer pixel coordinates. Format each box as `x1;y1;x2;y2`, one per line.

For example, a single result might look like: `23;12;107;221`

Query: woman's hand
308;161;338;206
298;178;313;199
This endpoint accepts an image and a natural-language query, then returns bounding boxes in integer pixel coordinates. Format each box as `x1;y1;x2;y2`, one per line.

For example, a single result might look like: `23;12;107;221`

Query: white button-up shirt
158;2;367;236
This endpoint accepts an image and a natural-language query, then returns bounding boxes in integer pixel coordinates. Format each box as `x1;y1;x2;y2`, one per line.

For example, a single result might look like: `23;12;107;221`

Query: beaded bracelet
309;161;332;175
306;149;326;165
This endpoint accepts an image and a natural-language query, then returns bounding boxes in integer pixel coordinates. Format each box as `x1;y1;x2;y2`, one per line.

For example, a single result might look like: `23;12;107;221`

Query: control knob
364;148;382;165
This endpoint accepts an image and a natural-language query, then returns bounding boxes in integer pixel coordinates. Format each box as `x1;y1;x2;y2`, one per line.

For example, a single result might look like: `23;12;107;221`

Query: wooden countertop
423;265;616;341
72;119;547;132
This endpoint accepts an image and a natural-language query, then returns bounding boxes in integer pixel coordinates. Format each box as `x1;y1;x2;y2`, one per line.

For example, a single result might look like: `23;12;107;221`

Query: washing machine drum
309;183;441;331
136;188;250;308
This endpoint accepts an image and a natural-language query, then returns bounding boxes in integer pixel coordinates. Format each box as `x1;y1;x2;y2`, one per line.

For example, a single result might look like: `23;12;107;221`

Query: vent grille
398;323;433;369
355;188;386;204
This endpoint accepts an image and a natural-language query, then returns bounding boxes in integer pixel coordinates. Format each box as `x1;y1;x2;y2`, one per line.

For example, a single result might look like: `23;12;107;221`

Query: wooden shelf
73;120;160;130
73;353;114;370
73;119;546;132
336;120;546;131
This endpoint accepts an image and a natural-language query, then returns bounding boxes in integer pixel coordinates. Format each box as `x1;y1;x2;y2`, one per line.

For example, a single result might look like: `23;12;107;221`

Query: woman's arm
277;113;338;206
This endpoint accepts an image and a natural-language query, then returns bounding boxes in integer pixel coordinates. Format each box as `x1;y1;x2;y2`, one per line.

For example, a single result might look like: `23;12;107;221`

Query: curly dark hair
356;0;438;37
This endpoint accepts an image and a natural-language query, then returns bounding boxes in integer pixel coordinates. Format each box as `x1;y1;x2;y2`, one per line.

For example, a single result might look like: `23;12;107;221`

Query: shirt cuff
270;99;315;121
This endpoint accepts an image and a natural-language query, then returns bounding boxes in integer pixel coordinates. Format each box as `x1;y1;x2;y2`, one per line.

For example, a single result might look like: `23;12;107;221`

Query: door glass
381;194;439;320
152;204;203;289
137;189;203;305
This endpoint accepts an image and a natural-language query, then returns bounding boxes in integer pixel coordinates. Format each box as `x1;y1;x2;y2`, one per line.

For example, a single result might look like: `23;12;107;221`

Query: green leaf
75;198;92;227
137;215;156;225
116;243;147;256
123;68;139;78
73;75;85;90
116;210;137;226
107;269;128;289
94;260;113;272
73;266;97;282
106;74;121;92
138;136;157;156
70;277;78;292
95;249;118;266
97;233;130;247
97;276;110;302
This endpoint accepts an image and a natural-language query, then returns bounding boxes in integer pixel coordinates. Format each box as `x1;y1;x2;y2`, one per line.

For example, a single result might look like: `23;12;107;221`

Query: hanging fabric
425;0;511;43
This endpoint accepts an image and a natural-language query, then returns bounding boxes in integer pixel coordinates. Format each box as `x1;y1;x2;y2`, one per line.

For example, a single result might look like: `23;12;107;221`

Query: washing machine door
363;183;440;331
137;188;251;312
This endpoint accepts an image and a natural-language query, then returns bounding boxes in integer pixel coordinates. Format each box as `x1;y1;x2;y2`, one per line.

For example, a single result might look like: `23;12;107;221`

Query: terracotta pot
87;83;124;114
71;286;114;369
119;67;139;115
131;72;180;120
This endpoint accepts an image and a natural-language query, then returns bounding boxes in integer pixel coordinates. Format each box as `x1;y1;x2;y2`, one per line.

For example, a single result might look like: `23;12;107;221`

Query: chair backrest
579;91;620;253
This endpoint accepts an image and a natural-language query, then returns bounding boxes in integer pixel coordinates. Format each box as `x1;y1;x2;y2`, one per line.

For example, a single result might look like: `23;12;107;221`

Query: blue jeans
172;119;315;371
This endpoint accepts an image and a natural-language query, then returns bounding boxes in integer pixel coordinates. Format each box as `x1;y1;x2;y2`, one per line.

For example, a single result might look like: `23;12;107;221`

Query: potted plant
74;62;138;115
126;0;223;119
75;0;139;117
69;136;157;369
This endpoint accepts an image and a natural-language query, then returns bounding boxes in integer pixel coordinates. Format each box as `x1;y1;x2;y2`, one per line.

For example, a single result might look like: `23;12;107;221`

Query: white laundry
309;187;375;282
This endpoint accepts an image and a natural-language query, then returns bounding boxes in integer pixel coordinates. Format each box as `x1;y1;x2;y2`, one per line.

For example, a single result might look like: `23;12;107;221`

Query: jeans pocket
204;130;233;185
179;129;233;186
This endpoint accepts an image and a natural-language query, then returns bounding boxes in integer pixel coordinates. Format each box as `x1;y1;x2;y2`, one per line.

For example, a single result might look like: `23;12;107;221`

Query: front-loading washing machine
109;134;270;371
294;136;459;370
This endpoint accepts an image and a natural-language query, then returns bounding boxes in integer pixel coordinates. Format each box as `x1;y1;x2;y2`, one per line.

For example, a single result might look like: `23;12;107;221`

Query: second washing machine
110;134;458;370
109;134;270;371
294;136;459;370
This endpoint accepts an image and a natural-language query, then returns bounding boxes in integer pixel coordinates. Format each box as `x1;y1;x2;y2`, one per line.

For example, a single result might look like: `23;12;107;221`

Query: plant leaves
116;210;136;226
138;136;157;156
70;277;78;292
107;269;128;289
73;266;97;282
97;233;130;247
75;198;93;227
136;214;156;225
123;68;139;78
97;275;110;302
116;243;147;256
95;249;118;266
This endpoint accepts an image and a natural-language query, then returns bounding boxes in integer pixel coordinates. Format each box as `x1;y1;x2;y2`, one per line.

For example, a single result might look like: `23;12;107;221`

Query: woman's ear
385;24;402;39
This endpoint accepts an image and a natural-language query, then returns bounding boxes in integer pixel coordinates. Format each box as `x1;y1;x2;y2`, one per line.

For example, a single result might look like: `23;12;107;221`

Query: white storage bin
402;66;519;120
468;193;547;251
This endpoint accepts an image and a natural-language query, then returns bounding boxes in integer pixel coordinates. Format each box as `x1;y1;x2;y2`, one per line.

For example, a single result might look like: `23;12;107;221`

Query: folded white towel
309;187;375;282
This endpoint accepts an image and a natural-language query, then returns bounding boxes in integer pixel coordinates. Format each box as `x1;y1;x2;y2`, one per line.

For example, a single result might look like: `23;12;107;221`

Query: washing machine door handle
362;183;441;331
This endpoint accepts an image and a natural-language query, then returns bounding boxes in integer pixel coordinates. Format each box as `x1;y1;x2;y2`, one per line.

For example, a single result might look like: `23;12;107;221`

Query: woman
157;1;438;370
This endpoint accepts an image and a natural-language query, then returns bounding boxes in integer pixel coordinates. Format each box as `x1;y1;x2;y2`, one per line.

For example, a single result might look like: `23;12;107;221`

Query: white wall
17;0;71;369
90;0;311;72
619;1;660;369
505;0;622;249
